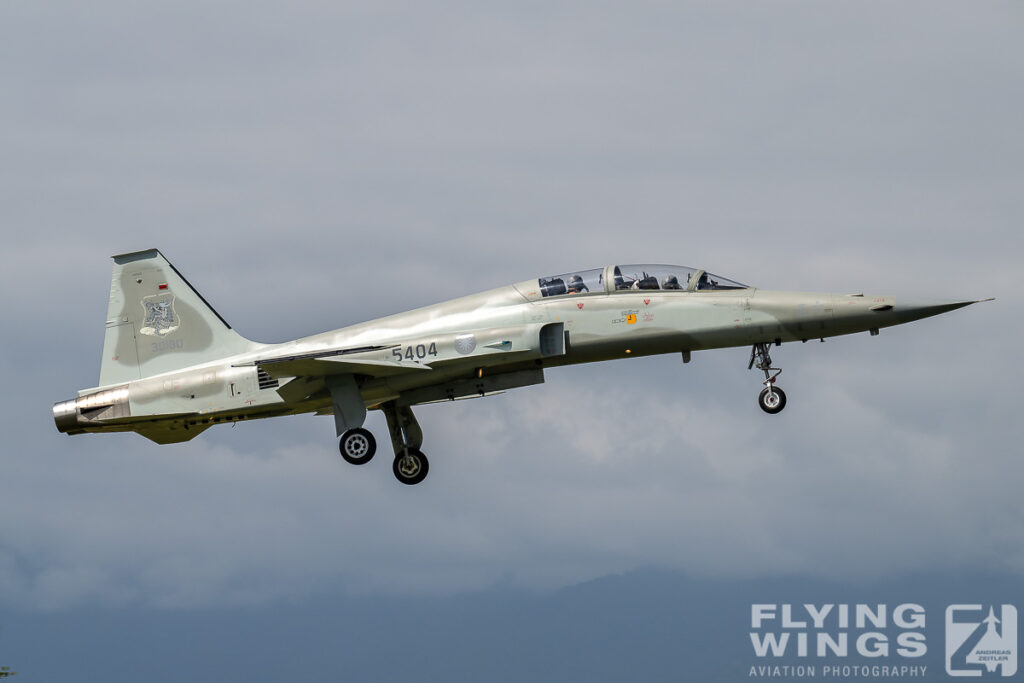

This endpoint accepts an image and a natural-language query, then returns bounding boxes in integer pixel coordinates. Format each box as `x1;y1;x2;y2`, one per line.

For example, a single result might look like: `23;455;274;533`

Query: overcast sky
1;0;1021;615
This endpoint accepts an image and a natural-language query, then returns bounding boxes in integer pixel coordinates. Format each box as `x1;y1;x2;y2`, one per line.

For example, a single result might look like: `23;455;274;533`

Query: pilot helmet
662;275;679;289
568;274;584;292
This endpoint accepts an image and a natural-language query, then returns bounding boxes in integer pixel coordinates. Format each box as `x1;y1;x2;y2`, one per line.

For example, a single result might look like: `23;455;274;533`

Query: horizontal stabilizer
135;422;211;444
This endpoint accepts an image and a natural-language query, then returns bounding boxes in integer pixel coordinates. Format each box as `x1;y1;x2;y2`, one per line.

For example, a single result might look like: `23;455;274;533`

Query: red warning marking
643;298;650;306
158;283;168;290
577;303;584;309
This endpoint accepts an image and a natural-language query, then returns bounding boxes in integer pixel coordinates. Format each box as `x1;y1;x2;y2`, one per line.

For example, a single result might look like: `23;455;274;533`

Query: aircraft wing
233;344;423;406
233;344;433;411
239;321;566;381
244;348;432;380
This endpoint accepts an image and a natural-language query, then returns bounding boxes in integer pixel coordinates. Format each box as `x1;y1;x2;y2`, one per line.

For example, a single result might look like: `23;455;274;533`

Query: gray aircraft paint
54;250;988;482
100;249;257;386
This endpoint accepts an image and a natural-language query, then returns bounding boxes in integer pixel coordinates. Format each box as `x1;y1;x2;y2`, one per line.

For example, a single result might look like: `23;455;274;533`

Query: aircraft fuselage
53;252;984;483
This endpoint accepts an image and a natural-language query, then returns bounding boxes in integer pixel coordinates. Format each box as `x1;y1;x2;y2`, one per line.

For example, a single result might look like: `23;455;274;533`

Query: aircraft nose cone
890;298;990;324
827;295;991;336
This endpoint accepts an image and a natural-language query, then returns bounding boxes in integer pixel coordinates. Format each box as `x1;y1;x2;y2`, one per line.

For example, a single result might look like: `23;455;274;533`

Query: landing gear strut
382;402;430;485
749;342;787;414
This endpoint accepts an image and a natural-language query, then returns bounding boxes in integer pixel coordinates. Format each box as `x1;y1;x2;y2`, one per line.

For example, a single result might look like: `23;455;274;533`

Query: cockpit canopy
539;268;604;297
535;264;748;298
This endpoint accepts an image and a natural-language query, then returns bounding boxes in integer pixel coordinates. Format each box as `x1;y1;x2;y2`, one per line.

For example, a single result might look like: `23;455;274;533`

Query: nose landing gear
749;342;786;414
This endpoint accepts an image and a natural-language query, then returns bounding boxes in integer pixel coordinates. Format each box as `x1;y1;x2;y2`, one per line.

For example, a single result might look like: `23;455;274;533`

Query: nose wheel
758;386;787;414
749;343;787;414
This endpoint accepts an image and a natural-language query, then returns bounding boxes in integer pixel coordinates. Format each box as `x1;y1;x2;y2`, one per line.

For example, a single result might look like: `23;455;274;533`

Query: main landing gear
328;375;430;485
749;342;787;414
336;404;429;484
382;402;429;486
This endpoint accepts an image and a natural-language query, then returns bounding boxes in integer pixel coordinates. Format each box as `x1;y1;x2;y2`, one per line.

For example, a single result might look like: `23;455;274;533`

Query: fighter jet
53;250;989;485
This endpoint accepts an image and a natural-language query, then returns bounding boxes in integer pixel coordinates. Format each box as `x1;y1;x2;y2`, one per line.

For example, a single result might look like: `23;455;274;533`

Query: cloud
6;338;1020;611
0;0;1020;610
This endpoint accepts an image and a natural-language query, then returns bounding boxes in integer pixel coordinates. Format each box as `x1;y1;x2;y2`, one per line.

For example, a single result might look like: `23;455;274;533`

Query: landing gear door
325;374;367;437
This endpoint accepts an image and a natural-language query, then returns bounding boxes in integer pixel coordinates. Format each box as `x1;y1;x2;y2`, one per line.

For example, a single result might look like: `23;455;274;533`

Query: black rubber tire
393;448;429;485
339;427;376;465
758;386;787;414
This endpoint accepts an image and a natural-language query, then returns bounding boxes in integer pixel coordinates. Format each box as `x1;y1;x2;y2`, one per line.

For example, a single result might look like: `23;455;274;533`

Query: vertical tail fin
99;249;257;386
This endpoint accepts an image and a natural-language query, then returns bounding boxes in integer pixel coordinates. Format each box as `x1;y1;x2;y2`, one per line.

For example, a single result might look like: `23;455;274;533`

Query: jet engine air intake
539;322;565;357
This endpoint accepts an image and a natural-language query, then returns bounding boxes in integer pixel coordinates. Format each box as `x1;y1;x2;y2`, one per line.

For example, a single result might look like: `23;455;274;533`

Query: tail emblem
140;294;179;336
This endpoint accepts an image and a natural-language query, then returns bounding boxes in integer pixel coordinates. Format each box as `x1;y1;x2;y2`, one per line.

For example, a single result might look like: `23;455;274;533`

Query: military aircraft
54;249;989;485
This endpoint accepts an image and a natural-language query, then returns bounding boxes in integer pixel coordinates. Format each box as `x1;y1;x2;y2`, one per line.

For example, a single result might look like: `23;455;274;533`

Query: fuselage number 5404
393;342;438;362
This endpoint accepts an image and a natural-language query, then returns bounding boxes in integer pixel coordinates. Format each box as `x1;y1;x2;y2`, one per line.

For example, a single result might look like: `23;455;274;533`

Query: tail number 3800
392;342;438;362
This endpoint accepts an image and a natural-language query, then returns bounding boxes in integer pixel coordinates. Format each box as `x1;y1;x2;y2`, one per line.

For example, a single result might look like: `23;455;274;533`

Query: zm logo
946;605;1018;677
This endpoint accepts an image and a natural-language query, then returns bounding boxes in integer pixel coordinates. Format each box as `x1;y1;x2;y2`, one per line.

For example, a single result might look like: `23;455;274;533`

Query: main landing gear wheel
393;448;429;486
758;386;787;414
381;402;429;485
339;427;376;465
